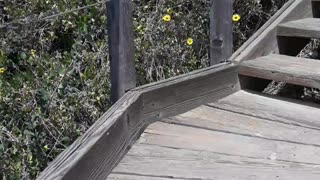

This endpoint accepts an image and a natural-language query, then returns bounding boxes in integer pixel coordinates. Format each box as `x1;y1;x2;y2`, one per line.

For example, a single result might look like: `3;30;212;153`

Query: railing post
107;0;136;104
210;0;233;65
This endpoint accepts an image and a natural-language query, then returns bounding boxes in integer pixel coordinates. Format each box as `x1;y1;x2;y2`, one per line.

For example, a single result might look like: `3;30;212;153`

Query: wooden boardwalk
38;1;320;179
108;90;320;180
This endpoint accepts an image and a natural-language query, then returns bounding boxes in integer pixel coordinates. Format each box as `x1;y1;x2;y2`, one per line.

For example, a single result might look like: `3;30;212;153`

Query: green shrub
0;0;287;179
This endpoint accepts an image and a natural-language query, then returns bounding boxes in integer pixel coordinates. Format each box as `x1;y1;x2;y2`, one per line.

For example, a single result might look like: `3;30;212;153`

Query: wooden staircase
38;1;320;180
240;1;320;91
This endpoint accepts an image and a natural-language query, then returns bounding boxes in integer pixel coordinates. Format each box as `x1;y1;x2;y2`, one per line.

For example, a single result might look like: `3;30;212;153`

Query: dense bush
0;0;287;179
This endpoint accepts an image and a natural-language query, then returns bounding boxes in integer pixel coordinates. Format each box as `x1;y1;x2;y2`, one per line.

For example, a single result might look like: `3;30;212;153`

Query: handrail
37;0;311;179
37;62;239;180
231;0;310;62
107;0;233;103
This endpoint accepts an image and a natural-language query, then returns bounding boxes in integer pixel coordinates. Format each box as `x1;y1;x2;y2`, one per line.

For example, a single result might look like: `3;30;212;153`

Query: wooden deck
108;90;320;180
37;1;320;179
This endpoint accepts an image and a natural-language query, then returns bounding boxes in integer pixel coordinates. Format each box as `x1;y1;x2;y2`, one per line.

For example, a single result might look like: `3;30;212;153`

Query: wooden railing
107;0;136;103
37;62;240;180
107;0;233;103
37;0;311;179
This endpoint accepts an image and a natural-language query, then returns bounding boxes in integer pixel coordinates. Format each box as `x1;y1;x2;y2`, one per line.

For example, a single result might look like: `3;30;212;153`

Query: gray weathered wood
38;63;240;180
165;105;320;146
134;63;240;122
239;54;320;89
210;0;233;65
37;91;144;180
143;122;320;164
108;174;186;180
277;18;320;38
38;1;319;179
107;0;136;103
231;0;312;62
277;18;319;55
234;0;311;90
110;122;320;180
209;90;320;130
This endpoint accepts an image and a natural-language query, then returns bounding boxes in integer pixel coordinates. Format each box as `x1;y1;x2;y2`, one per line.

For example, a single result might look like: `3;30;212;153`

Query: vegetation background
0;0;287;179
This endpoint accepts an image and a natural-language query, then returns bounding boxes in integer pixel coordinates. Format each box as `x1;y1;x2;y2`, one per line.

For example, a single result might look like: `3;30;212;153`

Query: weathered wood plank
231;0;312;62
38;62;240;179
143;122;320;164
239;54;320;89
107;0;136;103
110;143;320;180
134;63;240;122
108;173;186;180
210;0;233;65
209;90;320;130
165;105;320;146
278;18;320;38
37;91;144;180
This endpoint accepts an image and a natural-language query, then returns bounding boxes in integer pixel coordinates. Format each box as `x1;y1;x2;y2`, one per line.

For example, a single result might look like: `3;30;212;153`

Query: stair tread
277;18;320;38
240;54;320;89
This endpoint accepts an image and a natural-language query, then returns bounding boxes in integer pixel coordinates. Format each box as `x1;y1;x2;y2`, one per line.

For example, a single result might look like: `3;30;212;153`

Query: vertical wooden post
107;0;136;104
210;0;233;65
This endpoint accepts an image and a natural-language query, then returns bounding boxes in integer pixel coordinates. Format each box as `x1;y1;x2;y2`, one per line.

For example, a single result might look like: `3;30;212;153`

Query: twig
0;0;110;30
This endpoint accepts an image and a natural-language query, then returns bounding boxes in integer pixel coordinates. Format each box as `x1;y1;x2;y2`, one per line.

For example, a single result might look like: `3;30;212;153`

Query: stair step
240;54;320;89
277;18;320;39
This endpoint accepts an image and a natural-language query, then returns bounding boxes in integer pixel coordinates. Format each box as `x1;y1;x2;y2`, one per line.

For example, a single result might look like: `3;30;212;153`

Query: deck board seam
159;120;320;148
205;104;320;131
110;172;206;180
136;142;320;166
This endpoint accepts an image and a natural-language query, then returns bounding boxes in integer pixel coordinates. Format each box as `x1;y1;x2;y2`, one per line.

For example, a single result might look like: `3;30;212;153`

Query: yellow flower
162;14;171;22
167;8;173;15
187;38;193;46
0;68;6;74
31;49;36;56
44;145;49;150
232;14;241;22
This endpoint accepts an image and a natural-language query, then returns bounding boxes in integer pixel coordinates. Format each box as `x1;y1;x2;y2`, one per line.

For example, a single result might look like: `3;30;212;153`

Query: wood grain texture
277;18;320;38
143;122;320;164
231;0;312;62
37;91;145;180
135;63;240;122
110;90;320;179
165;105;320;146
38;63;240;180
108;174;186;180
210;0;233;65
239;54;320;89
107;0;136;103
209;90;320;130
110;122;320;180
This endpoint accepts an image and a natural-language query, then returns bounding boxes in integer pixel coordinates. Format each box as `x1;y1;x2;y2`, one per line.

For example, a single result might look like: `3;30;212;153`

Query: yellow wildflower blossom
187;38;193;46
31;49;36;56
162;14;171;22
167;8;173;15
232;14;241;22
0;68;6;74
